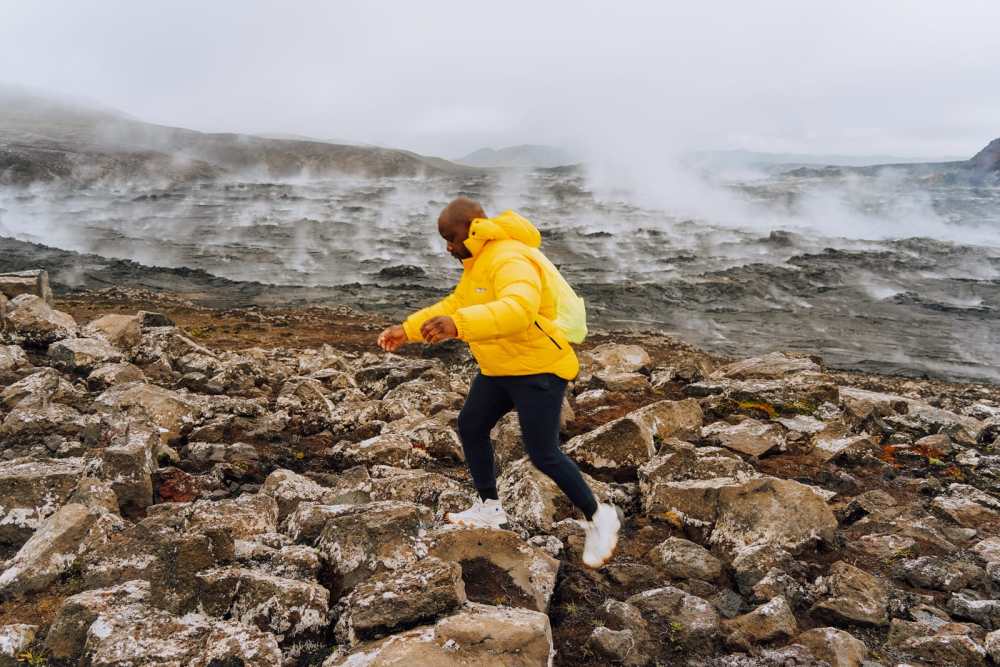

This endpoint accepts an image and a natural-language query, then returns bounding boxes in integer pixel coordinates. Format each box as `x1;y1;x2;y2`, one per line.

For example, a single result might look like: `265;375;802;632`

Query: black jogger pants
456;372;599;519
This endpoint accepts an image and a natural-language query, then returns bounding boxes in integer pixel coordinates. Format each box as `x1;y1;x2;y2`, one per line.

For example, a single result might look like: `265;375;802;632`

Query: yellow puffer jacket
402;210;580;380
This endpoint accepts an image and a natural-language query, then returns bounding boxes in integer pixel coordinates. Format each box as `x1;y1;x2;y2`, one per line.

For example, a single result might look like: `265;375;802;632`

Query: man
377;196;620;568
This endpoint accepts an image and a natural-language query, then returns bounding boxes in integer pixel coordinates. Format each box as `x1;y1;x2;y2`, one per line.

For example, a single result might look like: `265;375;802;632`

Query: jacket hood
464;210;542;257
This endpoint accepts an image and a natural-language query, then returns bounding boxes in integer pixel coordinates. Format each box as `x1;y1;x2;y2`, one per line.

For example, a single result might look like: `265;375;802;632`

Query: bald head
438;196;486;260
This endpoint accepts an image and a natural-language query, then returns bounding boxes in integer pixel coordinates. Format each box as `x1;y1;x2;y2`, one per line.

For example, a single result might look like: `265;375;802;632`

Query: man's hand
377;325;407;352
421;316;458;344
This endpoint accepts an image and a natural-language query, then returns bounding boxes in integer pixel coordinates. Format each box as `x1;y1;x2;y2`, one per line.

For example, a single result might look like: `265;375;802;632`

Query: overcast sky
2;1;999;160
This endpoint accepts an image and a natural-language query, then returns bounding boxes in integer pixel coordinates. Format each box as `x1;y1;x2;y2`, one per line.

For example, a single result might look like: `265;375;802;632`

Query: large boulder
1;366;84;410
83;313;142;350
95;381;201;445
196;566;330;641
313;501;433;596
0;457;85;548
811;561;889;626
426;526;561;612
796;627;867;667
582;343;651;375
4;294;77;346
648;536;723;581
0;270;52;304
0;345;31;384
702;419;786;457
88;424;159;516
87;361;145;391
689;372;840;416
565;413;655;480
334;556;466;644
324;603;553;667
710;477;838;556
724;595;799;646
329;432;432;469
630;398;704;443
711;352;822;380
48;337;123;373
626;586;721;648
261;468;346;521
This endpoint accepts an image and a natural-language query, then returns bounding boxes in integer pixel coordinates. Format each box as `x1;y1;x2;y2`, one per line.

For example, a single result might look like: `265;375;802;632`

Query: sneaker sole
446;514;508;530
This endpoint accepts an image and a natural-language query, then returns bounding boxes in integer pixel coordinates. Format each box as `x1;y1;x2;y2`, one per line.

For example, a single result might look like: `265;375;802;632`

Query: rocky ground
2;276;1000;666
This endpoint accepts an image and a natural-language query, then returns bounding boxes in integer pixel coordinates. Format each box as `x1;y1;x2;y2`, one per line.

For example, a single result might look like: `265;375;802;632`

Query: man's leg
508;374;598;519
456;373;514;501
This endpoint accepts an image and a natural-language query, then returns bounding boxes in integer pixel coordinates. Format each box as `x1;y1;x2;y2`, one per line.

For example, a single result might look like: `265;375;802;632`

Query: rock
888;619;987;667
427;525;560;612
853;533;916;559
898;556;984;592
329;432;432;469
1;366;83;410
353;357;438;398
627;586;721;648
710;477;838;556
0;624;37;666
87;361;145;391
334;556;466;644
276;376;337;435
95;381;201;445
973;537;1000;563
595;370;650;391
196;565;330;641
132;325;216;370
185;492;280;541
811;433;880;463
305;466;373;505
137;310;174;328
0;270;52;304
590;599;655;666
751;569;806;605
46;580;152;661
0;456;85;548
796;627;867;667
0;400;84;445
711;352;821;380
631;398;704;443
731;544;795;595
393;411;465;461
4;294;76;346
702;419;786;457
324;603;553;667
381;375;464;419
949;592;1000;630
725;596;798;646
48;337;123;373
565;412;655;480
648;537;723;581
369;466;466;511
314;501;433;596
0;500;125;598
83;313;142;350
587;626;648;666
499;456;626;532
932;484;1000;527
261;468;343;521
584;343;651;374
811;561;889;626
89;424;159;515
183;441;260;472
986;629;1000;663
0;345;31;384
689;372;840;417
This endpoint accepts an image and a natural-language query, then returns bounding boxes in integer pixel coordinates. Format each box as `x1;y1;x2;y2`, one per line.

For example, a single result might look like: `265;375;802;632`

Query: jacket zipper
535;321;562;350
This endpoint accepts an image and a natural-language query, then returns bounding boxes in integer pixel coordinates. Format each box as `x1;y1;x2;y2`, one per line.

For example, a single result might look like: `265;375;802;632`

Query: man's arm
452;255;541;341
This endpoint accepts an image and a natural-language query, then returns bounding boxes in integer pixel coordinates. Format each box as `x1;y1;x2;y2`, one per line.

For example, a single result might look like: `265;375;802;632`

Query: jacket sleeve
402;291;462;342
452;254;541;342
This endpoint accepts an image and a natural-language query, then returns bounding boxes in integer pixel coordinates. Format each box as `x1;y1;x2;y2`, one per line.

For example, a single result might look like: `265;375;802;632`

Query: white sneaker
582;503;621;568
446;498;508;529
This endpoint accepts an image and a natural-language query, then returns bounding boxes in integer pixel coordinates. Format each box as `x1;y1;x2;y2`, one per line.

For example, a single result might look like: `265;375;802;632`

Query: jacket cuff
402;318;423;342
451;310;470;341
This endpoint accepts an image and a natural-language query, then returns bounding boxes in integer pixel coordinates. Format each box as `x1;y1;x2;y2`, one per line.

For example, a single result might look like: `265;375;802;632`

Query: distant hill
688;149;966;169
456;144;578;169
0;86;477;186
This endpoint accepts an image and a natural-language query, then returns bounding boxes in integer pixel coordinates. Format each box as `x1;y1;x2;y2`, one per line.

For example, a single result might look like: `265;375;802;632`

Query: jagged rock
390;410;465;461
632;398;705;443
325;398;388;442
595;369;650;391
271;544;322;579
731;544;795;595
750;569;806;606
0;270;52;304
587;626;648;666
183;441;260;473
324;603;553;667
890;401;985;446
427;525;560;612
710;477;837;556
381;376;464;419
132;325;216;369
796;627;867;667
0;498;124;598
897;555;984;592
4;294;77;345
811;561;889;626
725;596;798;646
95;381;201;445
1;366;83;410
46;580;152;661
811;433;879;463
87;361;145;391
973;537;1000;563
261;468;344;521
329;432;431;468
627;586;721;647
0;623;37;666
565;412;655;479
83;313;142;350
334;556;465;644
0;456;84;547
589;599;655;666
853;533;916;559
499;456;627;532
196;565;330;641
711;352;821;380
986;629;1000;663
0;400;84;444
0;345;31;384
648;537;723;581
949;592;1000;630
703;419;786;457
88;424;159;515
369;466;466;510
48;337;123;373
932;484;1000;527
583;343;651;375
276;376;337;435
183;492;279;540
353;357;438;398
888;618;987;666
688;372;840;416
314;501;433;596
137;310;174;328
305;466;373;505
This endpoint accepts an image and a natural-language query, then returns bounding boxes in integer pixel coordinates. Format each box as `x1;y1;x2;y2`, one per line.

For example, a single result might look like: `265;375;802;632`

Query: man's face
439;218;472;261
